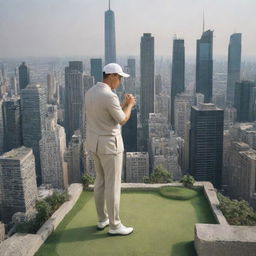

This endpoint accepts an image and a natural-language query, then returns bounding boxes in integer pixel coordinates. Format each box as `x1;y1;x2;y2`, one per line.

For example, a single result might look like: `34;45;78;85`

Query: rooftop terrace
35;186;216;256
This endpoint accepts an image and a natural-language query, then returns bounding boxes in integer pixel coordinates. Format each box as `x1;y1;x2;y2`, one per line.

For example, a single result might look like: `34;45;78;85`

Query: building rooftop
0;146;32;161
35;188;216;256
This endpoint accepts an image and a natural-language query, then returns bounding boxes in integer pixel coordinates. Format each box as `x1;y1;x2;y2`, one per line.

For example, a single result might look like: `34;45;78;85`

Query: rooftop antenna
202;10;205;33
109;0;111;10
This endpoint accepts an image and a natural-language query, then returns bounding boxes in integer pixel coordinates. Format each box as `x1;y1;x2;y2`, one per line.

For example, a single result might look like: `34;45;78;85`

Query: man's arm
120;94;136;126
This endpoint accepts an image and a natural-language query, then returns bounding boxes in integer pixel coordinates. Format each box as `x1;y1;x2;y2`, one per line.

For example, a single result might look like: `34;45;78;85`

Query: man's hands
122;93;136;109
120;94;136;126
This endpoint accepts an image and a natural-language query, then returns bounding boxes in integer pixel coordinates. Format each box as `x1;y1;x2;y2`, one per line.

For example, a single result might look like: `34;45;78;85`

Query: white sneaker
108;224;133;236
97;219;109;230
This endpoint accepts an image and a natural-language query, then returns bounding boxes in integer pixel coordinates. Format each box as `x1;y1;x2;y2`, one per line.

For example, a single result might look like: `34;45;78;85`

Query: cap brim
118;72;130;78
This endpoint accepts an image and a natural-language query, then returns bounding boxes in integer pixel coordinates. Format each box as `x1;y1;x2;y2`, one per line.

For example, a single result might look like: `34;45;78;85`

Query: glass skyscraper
196;30;213;103
170;38;185;129
105;1;116;64
226;33;242;106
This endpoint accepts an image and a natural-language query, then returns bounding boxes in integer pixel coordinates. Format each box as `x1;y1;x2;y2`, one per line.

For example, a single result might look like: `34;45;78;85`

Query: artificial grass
159;186;200;200
35;189;216;256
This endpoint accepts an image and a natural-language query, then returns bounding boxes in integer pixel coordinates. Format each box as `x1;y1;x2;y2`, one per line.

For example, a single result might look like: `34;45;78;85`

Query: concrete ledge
195;224;256;256
0;183;83;256
194;182;228;225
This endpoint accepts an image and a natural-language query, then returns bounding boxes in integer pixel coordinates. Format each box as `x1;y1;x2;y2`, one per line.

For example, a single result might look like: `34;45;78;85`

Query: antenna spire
202;10;205;33
109;0;111;10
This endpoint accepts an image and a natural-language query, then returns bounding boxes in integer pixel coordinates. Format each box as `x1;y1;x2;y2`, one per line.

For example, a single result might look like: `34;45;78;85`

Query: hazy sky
0;0;255;58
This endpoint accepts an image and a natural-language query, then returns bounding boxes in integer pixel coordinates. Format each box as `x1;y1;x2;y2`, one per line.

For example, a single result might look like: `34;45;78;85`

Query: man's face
111;74;123;89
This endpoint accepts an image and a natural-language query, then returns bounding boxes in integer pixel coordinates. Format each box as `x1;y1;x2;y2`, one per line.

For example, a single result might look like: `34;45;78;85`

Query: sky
0;0;255;58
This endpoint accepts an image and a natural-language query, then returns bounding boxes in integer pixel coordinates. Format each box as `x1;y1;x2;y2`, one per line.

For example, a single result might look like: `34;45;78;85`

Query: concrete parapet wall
0;183;83;256
195;224;256;256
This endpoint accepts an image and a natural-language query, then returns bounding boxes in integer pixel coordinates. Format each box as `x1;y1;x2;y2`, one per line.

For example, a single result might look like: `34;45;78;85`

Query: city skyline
0;0;256;58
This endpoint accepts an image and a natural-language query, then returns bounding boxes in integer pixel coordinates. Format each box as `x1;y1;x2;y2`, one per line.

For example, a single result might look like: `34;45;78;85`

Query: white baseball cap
103;63;130;78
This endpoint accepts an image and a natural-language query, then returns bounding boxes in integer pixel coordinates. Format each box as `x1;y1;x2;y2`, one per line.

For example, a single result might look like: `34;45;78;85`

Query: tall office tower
0;100;4;154
189;103;224;189
90;59;102;84
234;81;256;122
2;97;22;152
0;147;37;223
170;39;185;128
155;94;169;121
196;30;213;103
47;73;57;104
64;131;83;184
127;58;136;78
39;105;68;189
21;84;47;185
140;33;155;123
174;93;194;139
10;76;18;95
125;152;149;182
64;61;85;144
226;33;242;105
18;62;30;92
105;0;116;64
122;108;137;152
155;74;162;95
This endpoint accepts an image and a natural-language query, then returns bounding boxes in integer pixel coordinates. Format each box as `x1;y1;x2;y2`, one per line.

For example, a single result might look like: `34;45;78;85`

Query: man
85;63;136;235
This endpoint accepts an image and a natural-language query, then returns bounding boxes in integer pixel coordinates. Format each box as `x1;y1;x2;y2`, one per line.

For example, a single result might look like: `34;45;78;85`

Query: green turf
35;188;216;256
159;186;200;200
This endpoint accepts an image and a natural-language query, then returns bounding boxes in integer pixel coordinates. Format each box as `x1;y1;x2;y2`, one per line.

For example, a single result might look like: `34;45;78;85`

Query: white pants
92;152;123;229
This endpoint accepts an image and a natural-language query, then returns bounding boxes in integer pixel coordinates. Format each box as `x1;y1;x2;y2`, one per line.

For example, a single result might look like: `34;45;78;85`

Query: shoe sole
108;230;133;236
97;225;109;230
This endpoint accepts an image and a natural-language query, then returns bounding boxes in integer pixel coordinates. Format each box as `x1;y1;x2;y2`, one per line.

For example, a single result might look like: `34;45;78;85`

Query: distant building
105;1;116;64
90;58;102;83
234;81;256;122
140;33;155;150
64;61;84;144
64;131;83;184
2;97;22;152
125;152;149;182
127;58;136;78
18;62;30;92
47;73;58;104
189;103;224;189
21;84;47;185
226;33;242;105
196;30;213;103
0;100;3;154
0;146;37;223
174;93;194;138
122;108;137;152
39;105;68;189
140;33;155;123
170;38;185;128
155;93;169;121
155;74;163;96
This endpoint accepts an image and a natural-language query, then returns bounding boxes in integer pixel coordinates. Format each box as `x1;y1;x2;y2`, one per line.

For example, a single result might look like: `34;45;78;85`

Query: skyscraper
21;84;47;185
189;103;224;189
171;38;185;129
234;81;256;122
0;147;38;223
140;33;155;151
226;33;242;106
90;58;102;83
196;30;213;103
18;62;30;92
105;0;116;64
140;33;155;123
2;97;22;152
39;105;68;189
122;108;137;152
127;58;136;78
64;61;84;144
